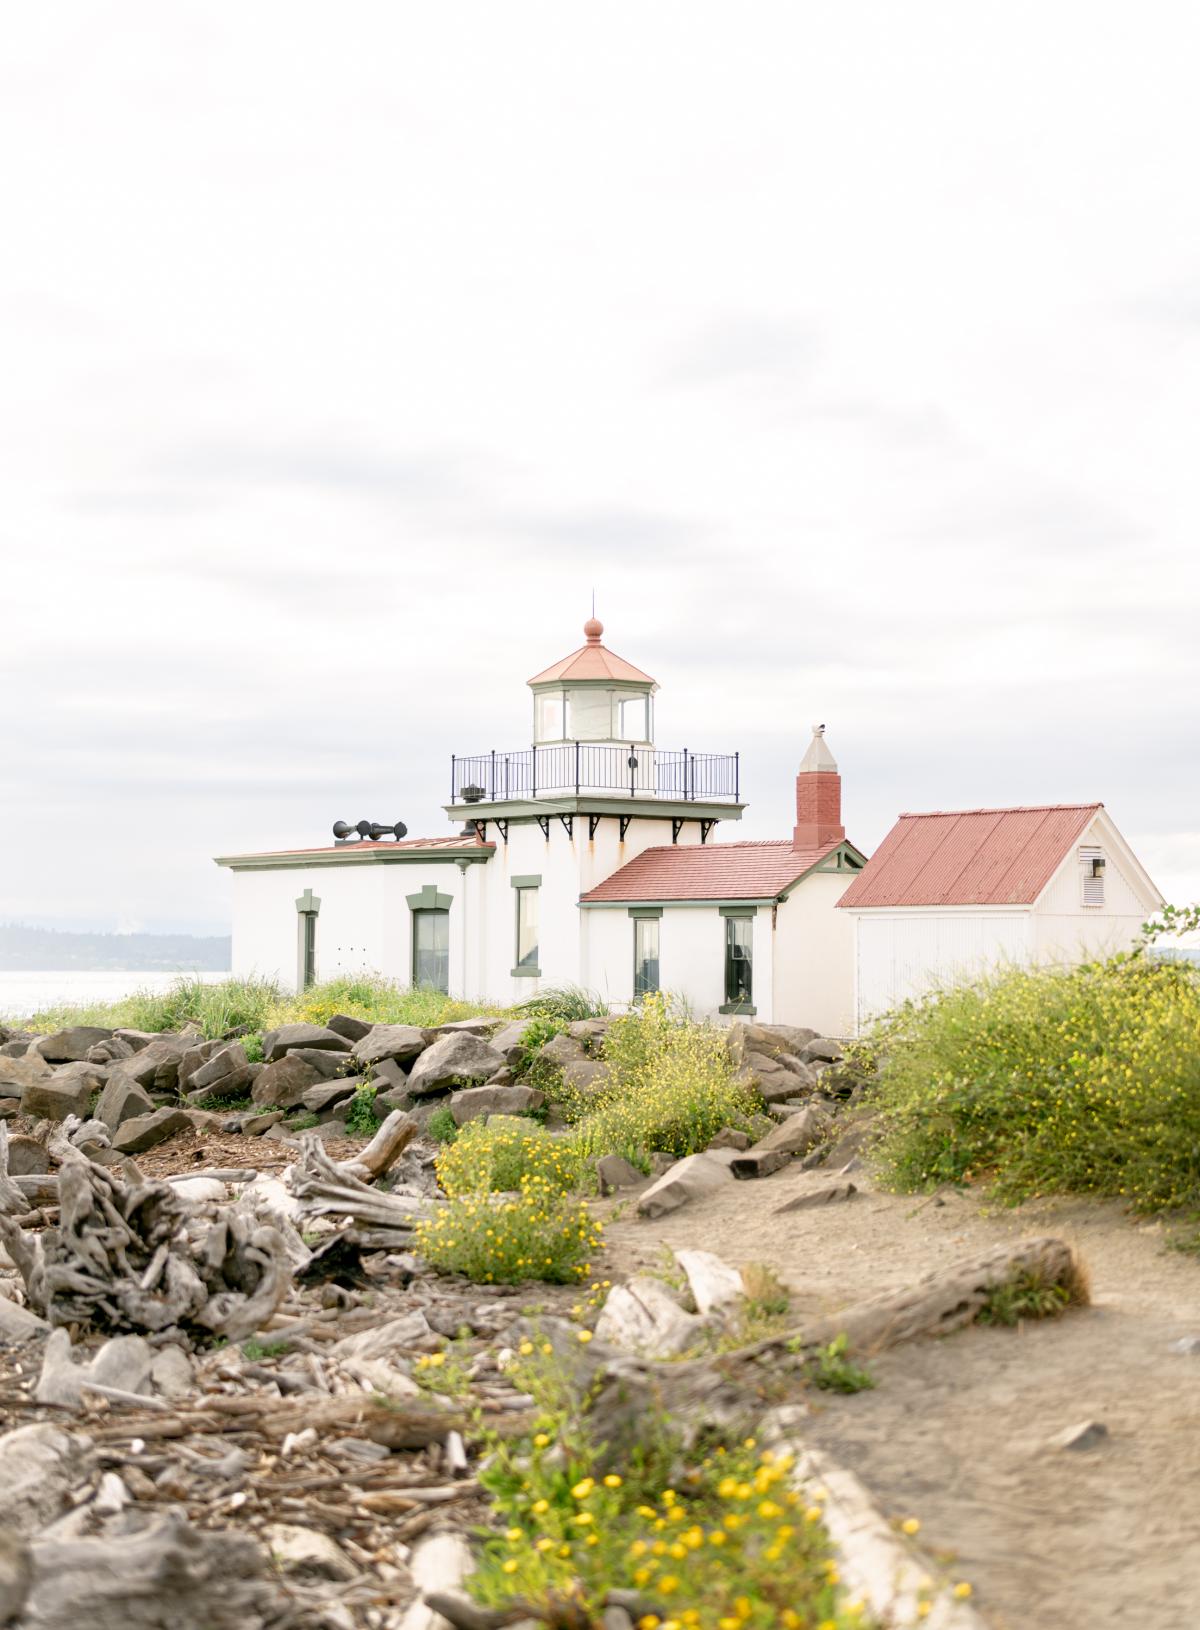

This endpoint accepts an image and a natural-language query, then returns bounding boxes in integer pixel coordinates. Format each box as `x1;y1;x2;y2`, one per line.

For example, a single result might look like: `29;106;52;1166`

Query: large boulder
0;1423;92;1538
351;1023;429;1068
111;1107;193;1155
636;1149;738;1219
105;1035;191;1093
185;1043;253;1102
730;1105;833;1179
326;1012;373;1043
21;1066;100;1122
449;1083;546;1125
260;1024;352;1064
28;1026;114;1064
489;1019;534;1064
434;1017;498;1037
286;1046;355;1081
594;1277;706;1358
405;1032;505;1097
537;1032;587;1071
95;1075;155;1133
251;1054;321;1109
739;1051;819;1104
561;1057;610;1095
300;1078;362;1114
175;1038;224;1092
567;1018;609;1047
799;1036;846;1065
0;1054;51;1095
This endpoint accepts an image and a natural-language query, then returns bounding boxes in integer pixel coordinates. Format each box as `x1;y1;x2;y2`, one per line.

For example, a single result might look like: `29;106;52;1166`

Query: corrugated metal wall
856;912;1032;1026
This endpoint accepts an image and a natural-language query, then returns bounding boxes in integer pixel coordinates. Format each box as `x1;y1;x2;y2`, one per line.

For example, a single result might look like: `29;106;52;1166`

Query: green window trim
719;1001;757;1016
627;906;663;919
718;904;758;918
510;874;542;888
510;965;542;978
407;884;454;911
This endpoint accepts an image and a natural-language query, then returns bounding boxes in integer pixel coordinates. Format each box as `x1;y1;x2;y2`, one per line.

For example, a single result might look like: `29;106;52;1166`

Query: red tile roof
836;804;1102;909
579;839;844;903
220;836;491;861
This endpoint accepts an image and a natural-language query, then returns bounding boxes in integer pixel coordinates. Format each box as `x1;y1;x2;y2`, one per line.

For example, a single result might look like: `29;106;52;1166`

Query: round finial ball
584;616;604;643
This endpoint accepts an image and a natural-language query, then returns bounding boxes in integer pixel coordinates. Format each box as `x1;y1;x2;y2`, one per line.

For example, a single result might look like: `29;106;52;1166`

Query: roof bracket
494;818;509;844
536;815;551;841
671;818;685;844
588;813;603;840
471;820;487;843
619;814;633;843
558;813;574;839
700;819;716;844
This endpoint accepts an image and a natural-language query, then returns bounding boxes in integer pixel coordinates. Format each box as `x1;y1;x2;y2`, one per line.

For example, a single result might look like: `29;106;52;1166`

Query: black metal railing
450;744;740;804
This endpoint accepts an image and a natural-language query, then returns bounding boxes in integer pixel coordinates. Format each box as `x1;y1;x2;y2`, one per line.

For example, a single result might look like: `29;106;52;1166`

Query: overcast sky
3;3;1199;935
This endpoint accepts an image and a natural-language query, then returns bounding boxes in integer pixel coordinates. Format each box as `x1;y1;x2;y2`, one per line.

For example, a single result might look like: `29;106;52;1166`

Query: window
618;693;648;740
515;886;539;971
1080;846;1106;907
413;909;450;993
724;915;753;1009
634;917;660;999
535;692;565;741
300;913;317;989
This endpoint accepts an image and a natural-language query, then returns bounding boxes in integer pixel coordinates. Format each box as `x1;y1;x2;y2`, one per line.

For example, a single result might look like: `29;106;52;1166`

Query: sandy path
601;1164;1200;1630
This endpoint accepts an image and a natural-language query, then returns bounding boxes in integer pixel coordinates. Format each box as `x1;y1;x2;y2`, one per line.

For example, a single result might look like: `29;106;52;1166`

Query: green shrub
414;1176;602;1284
435;1116;583;1197
574;996;759;1165
978;1265;1085;1326
515;1015;568;1077
514;984;608;1022
426;1105;460;1145
344;1083;381;1137
864;955;1200;1211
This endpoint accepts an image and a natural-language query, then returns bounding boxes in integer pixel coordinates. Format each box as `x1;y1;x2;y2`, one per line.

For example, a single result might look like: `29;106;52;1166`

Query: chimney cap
799;724;838;774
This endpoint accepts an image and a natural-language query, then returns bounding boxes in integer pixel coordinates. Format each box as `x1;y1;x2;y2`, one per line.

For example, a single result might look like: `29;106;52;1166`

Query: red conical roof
527;619;657;687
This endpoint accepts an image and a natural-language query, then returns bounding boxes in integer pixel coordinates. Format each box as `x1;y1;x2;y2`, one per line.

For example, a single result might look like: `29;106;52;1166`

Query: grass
513;983;609;1022
415;1176;603;1284
977;1263;1088;1327
343;1083;381;1137
426;1105;459;1145
799;1334;875;1394
469;1341;872;1628
860;954;1200;1213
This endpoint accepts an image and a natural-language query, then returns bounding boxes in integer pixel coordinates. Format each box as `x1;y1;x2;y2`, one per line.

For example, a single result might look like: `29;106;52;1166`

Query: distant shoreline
0;922;230;974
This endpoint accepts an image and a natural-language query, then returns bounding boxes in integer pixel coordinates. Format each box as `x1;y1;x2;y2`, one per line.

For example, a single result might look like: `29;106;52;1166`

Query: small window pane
516;887;539;969
536;693;564;740
634;918;660;998
724;916;753;1007
618;694;648;740
413;909;449;994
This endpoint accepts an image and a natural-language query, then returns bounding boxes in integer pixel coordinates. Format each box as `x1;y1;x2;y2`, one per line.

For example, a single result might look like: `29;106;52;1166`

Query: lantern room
526;618;657;746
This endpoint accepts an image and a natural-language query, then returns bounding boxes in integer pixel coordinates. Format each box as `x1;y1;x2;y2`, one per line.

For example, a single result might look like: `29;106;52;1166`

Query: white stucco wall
772;872;856;1036
1031;814;1153;963
579;903;773;1022
850;910;1034;1029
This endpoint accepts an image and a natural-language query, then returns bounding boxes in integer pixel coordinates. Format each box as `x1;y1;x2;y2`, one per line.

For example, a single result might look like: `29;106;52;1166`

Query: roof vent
333;820;408;843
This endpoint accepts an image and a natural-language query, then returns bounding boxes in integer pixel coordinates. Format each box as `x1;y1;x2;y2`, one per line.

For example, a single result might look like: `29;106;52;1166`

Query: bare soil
603;1162;1200;1630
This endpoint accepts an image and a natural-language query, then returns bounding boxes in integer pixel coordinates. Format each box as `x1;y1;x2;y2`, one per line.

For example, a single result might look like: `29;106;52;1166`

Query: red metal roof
527;619;656;687
836;804;1102;909
220;836;491;861
579;839;845;903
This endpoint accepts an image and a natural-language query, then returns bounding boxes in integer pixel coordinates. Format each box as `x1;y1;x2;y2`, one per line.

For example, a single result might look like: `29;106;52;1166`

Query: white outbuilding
836;802;1164;1030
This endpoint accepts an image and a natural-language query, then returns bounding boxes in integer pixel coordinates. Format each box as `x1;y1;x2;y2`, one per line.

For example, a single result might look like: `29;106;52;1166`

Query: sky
2;2;1199;936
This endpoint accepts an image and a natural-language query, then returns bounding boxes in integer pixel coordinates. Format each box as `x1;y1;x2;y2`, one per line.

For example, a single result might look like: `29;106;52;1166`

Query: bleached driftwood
342;1109;419;1181
0;1149;289;1345
285;1121;427;1233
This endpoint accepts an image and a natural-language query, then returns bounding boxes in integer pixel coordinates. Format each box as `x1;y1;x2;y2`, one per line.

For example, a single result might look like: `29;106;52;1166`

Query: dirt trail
603;1165;1200;1630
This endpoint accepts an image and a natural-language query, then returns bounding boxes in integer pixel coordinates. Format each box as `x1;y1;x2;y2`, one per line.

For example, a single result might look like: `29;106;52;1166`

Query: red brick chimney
793;725;845;850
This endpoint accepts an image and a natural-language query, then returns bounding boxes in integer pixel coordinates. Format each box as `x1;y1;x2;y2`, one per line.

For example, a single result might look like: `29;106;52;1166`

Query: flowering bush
863;955;1200;1211
575;997;760;1166
470;1344;871;1628
435;1116;584;1197
414;1175;602;1283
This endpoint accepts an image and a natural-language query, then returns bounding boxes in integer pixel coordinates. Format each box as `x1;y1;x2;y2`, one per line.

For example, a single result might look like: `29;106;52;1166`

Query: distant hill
0;923;231;972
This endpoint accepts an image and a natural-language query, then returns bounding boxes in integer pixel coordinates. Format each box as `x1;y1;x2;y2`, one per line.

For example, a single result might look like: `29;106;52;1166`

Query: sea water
0;969;229;1022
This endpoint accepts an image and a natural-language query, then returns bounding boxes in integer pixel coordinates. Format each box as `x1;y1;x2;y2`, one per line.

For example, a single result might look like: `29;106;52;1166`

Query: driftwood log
285;1116;427;1232
0;1149;289;1345
579;1236;1086;1462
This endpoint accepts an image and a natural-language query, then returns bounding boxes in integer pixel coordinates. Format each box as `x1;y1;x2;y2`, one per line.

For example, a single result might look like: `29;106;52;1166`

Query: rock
485;1064;517;1087
187;1042;252;1099
260;1023;352;1063
1047;1420;1108;1452
21;1072;96;1122
301;1078;361;1114
731;1106;832;1178
105;1035;190;1093
636;1150;738;1218
774;1181;858;1212
595;1154;644;1194
743;1051;820;1103
435;1017;497;1036
490;1018;534;1064
1168;1335;1200;1355
537;1032;587;1070
264;1522;358;1582
150;1344;196;1399
0;1098;18;1120
449;1083;545;1125
171;1176;229;1203
0;1423;92;1536
175;1038;223;1091
740;1023;819;1061
286;1045;355;1080
799;1036;846;1064
352;1023;430;1068
240;1109;286;1136
649;1151;674;1176
29;1026;114;1063
326;1012;373;1043
707;1127;752;1152
36;1328;154;1407
595;1277;706;1358
332;1310;434;1361
401;1530;473;1630
112;1028;159;1051
675;1248;746;1317
0;1532;31;1624
0;1040;30;1058
0;1053;51;1095
111;1106;192;1155
86;1035;134;1065
0;1295;49;1343
406;1032;506;1096
568;1018;609;1045
561;1057;610;1094
94;1074;155;1132
251;1053;321;1109
4;1134;48;1177
371;1056;411;1091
